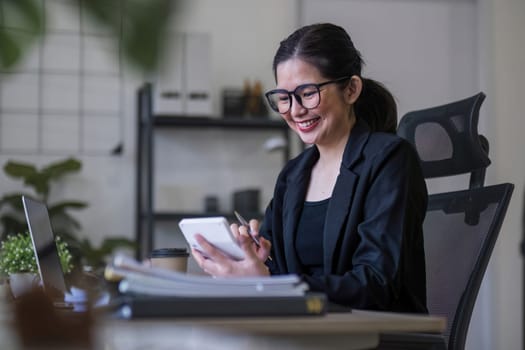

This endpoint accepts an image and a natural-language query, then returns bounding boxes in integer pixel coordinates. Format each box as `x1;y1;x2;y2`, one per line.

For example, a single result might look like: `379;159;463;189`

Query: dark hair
272;23;397;133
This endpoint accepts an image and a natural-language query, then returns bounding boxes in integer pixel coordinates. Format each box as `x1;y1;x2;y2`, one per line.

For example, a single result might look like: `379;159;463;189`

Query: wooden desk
98;310;446;350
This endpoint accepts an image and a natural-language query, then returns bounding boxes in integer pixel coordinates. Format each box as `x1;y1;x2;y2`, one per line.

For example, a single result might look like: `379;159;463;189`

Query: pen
233;211;272;262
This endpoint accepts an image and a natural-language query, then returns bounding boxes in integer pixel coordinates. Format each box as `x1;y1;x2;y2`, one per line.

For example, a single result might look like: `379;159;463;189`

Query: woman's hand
191;219;271;277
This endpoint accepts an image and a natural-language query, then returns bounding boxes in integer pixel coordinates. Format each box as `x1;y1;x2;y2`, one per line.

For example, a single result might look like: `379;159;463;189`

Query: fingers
249;219;259;236
230;223;241;242
191;247;214;275
232;220;260;238
256;236;272;261
237;234;259;260
259;236;271;251
238;224;250;237
191;247;206;267
194;234;228;263
238;233;271;263
191;246;228;276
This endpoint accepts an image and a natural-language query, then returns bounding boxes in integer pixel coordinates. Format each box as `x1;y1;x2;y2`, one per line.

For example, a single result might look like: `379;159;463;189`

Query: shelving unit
135;83;291;259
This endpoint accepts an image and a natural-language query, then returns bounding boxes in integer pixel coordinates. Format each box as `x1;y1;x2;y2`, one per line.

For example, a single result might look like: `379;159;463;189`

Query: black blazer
261;119;428;313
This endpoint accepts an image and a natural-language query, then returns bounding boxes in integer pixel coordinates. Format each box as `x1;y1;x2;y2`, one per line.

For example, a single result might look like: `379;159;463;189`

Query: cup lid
150;248;189;258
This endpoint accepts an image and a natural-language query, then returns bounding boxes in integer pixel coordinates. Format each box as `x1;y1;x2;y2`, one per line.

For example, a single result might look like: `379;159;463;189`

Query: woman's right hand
229;219;270;263
190;219;272;277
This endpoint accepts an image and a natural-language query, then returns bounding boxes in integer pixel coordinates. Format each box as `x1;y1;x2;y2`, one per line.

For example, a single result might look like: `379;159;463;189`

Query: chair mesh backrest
424;183;513;350
398;92;490;185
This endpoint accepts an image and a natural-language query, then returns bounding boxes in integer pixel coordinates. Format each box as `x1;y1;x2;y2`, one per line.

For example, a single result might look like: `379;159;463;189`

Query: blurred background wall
0;0;523;348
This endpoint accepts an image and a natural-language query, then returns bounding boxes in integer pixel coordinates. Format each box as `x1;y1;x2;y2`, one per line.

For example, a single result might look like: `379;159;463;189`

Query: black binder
116;292;328;319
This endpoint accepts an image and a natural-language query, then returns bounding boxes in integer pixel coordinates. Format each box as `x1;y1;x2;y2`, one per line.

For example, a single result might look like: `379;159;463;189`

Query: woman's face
275;58;355;146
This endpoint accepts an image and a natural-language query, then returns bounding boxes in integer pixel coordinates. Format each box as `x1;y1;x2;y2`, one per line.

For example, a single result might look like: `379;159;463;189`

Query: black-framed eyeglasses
264;76;351;114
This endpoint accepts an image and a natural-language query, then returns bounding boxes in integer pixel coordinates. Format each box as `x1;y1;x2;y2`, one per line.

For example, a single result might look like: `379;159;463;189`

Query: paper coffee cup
150;248;189;273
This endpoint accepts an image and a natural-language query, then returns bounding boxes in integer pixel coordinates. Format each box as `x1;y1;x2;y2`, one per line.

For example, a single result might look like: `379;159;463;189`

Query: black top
260;119;428;313
295;199;330;276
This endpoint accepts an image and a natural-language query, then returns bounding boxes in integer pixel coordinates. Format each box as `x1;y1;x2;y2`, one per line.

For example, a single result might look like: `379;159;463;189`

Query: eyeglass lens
266;84;321;114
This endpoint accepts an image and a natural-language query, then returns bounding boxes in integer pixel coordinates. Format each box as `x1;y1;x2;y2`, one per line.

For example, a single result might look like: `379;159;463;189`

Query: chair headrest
397;92;490;179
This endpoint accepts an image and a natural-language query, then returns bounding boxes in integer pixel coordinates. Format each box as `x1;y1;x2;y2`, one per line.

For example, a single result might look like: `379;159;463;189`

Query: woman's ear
345;75;362;105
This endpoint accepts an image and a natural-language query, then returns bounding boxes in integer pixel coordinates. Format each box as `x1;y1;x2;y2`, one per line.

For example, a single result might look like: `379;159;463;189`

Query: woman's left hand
191;223;271;277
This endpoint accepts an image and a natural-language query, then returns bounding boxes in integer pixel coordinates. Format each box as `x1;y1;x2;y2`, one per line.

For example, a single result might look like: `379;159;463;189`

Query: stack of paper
111;255;309;298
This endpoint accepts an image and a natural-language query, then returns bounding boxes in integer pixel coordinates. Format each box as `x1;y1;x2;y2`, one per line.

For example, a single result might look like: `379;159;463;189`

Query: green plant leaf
3;161;37;179
0;214;28;237
1;158;87;248
77;0;121;29
8;0;44;33
76;238;102;267
2;0;176;73
0;193;34;210
42;158;82;179
0;0;43;70
0;194;32;239
0;232;73;275
0;156;138;273
119;0;174;72
48;210;83;231
3;161;48;195
48;201;88;212
99;237;136;255
24;172;50;196
79;238;93;250
55;231;81;251
0;29;23;68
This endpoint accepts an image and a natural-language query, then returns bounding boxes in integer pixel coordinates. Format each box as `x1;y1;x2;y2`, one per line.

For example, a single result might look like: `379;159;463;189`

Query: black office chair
521;189;525;350
380;93;514;350
397;92;490;189
424;183;513;349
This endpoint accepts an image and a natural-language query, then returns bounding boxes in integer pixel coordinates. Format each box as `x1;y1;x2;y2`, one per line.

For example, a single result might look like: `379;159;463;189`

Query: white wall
300;0;479;118
483;0;525;348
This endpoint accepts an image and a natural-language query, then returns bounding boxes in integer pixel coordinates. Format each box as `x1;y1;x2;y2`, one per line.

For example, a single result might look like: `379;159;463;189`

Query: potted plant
0;157;135;273
0;232;73;297
0;157;87;242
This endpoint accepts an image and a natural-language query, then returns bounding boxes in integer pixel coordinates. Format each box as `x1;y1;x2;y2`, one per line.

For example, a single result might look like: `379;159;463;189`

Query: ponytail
355;78;397;134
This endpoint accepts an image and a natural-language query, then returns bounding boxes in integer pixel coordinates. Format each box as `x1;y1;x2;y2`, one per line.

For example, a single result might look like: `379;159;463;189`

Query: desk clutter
110;254;308;298
106;254;326;319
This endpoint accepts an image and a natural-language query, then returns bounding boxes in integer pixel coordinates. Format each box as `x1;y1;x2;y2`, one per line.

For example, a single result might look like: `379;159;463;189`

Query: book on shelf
109;254;327;318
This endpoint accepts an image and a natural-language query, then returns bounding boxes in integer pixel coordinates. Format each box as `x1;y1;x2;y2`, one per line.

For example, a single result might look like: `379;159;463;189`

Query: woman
192;23;428;313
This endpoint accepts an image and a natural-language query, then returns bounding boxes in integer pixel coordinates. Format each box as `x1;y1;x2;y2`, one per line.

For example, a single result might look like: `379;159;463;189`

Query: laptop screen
22;196;68;299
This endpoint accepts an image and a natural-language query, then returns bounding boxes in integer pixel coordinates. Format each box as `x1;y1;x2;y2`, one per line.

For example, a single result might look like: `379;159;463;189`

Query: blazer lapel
324;119;370;273
323;168;357;272
282;147;318;273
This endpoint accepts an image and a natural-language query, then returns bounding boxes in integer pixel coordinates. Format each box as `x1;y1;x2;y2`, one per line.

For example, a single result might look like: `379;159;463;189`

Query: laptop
22;196;69;301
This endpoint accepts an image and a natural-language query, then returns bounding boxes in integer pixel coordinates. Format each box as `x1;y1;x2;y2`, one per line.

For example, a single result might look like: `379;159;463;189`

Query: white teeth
298;119;317;128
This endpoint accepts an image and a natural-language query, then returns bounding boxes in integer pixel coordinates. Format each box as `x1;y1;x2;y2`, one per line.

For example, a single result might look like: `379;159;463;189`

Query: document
111;254;309;298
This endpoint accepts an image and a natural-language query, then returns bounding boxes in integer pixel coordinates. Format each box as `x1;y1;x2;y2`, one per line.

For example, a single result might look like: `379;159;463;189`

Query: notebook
22;196;69;301
117;293;328;319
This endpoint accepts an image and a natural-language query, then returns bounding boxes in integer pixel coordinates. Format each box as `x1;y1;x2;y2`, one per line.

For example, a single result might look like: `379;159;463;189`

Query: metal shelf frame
135;83;290;259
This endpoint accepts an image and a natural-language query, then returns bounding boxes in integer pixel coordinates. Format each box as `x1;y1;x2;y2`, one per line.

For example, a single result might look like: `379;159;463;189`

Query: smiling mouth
296;117;321;131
